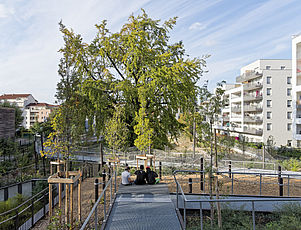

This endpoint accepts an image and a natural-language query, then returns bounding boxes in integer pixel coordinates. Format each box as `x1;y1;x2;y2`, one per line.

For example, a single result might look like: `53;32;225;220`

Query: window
267;100;272;107
266;76;272;84
287;112;292;119
267;123;272;131
287;123;292;131
266;66;271;70
267;111;272;119
287;88;292;96
267;88;272;96
287;77;292;84
287;100;292;108
281;66;285;70
287;140;292;147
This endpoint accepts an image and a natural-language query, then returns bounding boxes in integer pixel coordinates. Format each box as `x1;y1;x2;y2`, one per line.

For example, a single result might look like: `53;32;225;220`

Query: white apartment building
24;103;56;129
292;35;301;147
0;94;37;128
218;59;292;146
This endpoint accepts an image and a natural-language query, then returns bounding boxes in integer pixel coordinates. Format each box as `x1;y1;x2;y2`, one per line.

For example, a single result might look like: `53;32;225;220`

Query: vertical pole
214;128;218;168
65;184;69;225
103;169;106;190
176;182;179;210
70;184;73;226
189;178;192;193
287;175;290;197
59;183;62;209
229;161;232;178
104;189;107;221
184;200;186;230
231;174;234;195
78;178;81;222
200;202;203;230
49;184;52;217
193;114;196;160
200;157;204;191
95;179;99;202
259;174;262;196
279;177;283;196
114;171;117;195
262;145;265;169
159;161;162;180
100;141;104;167
252;201;256;230
31;195;34;226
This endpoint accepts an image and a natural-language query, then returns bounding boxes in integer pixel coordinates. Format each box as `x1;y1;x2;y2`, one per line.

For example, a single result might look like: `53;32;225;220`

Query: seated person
146;166;159;184
121;166;133;185
134;165;147;185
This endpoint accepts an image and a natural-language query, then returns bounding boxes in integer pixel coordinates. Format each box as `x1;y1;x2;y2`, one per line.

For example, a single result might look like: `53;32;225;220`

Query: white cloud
0;4;13;18
189;22;206;31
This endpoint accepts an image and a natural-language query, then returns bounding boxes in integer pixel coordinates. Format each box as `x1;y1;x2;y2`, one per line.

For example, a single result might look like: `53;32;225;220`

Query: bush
281;158;301;171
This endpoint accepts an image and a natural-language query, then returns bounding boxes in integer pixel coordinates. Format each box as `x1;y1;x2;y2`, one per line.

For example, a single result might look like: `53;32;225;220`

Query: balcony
222;115;230;121
236;71;263;83
243;94;263;101
244;105;263;112
244;116;263;123
243;82;263;91
243;127;263;136
232;107;241;113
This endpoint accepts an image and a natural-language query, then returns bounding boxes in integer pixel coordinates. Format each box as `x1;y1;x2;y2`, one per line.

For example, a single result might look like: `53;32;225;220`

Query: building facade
292;35;301;147
0;107;15;139
24;103;56;129
0;94;37;128
218;59;292;146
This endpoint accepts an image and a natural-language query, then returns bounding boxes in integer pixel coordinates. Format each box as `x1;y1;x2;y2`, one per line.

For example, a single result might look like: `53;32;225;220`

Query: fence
173;170;301;230
80;169;117;230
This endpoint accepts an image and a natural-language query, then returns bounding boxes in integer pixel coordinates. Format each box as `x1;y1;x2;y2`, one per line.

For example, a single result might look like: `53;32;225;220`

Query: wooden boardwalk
104;183;182;230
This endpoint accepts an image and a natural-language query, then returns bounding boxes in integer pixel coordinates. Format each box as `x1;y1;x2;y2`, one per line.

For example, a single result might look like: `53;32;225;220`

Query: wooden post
70;184;73;226
78;178;81;221
59;183;62;209
49;184;52;217
216;176;222;228
65;184;69;225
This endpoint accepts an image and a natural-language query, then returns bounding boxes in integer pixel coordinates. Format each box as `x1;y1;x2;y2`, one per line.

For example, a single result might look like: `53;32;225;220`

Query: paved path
104;183;182;230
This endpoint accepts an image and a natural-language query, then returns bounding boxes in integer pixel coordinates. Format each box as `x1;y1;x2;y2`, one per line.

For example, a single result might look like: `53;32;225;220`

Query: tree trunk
209;121;214;227
214;128;218;169
215;176;222;228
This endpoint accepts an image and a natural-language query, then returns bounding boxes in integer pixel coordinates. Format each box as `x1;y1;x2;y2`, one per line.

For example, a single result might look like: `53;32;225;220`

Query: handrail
80;170;116;230
173;169;301;230
0;186;49;217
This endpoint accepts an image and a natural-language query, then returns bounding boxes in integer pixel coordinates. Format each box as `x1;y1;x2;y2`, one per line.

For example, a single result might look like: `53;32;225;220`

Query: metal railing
80;170;117;230
173;170;301;230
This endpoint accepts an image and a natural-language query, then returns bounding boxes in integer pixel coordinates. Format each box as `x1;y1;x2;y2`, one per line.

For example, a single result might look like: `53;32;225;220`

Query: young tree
58;10;206;149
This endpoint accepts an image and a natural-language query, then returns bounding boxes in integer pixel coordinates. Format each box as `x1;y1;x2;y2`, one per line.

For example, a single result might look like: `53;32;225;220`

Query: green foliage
105;105;130;154
0;101;24;131
57;10;206;149
275;146;301;158
280;158;301;171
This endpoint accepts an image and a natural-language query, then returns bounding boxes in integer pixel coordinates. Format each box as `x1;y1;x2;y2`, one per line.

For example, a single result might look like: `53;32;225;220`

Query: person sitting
134;165;147;185
121;166;133;185
146;166;159;185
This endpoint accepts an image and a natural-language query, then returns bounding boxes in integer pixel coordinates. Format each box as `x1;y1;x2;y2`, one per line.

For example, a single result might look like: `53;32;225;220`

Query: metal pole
287;175;290;196
252;201;255;230
279;177;284;196
176;182;179;210
231;174;234;194
200;158;204;191
114;171;117;195
189;178;192;193
200;202;203;230
104;189;107;221
95;179;99;202
184;200;186;230
110;177;112;206
229;161;232;178
259;174;262;196
159;161;162;180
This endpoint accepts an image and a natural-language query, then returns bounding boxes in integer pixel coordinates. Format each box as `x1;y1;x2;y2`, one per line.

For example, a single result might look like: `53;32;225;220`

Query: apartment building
24;103;57;129
292;35;301;147
218;59;292;146
0;94;37;128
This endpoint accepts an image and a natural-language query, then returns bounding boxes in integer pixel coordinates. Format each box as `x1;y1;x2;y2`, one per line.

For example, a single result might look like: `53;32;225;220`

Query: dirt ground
32;173;301;229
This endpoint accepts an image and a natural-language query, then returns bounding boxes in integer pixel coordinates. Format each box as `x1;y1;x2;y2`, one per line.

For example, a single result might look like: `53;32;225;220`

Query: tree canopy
57;10;206;150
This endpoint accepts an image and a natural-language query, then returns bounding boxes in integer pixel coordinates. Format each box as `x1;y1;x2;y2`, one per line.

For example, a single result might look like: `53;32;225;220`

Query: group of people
122;165;159;185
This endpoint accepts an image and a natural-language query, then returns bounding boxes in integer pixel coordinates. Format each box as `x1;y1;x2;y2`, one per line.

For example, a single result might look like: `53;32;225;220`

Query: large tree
58;10;206;149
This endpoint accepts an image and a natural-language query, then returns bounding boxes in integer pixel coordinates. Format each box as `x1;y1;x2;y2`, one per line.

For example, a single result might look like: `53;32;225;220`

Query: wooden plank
65;184;69;225
70;184;73;226
49;184;52;217
48;177;74;184
78;178;81;221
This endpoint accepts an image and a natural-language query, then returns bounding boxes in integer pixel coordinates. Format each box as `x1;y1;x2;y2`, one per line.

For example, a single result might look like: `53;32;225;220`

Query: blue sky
0;0;301;103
